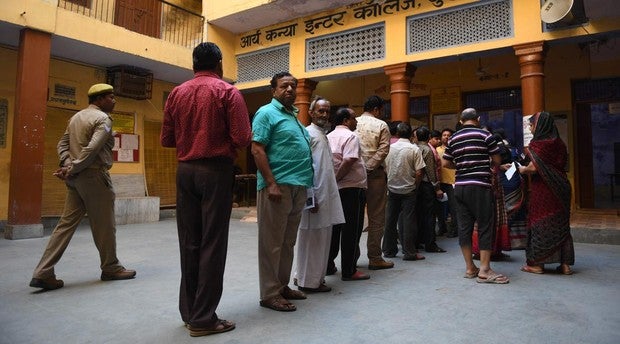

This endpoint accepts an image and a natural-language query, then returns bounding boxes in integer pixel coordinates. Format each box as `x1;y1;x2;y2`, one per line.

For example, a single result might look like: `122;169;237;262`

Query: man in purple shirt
162;42;252;336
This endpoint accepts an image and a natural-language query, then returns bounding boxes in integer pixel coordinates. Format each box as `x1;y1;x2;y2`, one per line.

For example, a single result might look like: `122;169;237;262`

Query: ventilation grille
306;23;385;72
54;84;76;99
407;0;512;54
237;45;290;83
107;65;153;100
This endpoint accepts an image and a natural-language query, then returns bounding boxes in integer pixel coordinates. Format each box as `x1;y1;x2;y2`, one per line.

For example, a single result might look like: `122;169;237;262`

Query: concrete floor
1;218;619;344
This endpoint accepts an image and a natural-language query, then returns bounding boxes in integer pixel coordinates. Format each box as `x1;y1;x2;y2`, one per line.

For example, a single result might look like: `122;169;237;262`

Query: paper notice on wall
523;115;533;147
117;149;135;162
121;134;139;150
113;136;121;151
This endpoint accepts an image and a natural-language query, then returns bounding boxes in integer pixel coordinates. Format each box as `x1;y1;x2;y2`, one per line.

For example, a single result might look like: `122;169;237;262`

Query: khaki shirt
354;113;390;171
58;104;115;175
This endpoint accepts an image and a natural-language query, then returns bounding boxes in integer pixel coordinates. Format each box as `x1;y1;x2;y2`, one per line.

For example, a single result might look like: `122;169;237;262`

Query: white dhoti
294;123;345;289
295;226;332;288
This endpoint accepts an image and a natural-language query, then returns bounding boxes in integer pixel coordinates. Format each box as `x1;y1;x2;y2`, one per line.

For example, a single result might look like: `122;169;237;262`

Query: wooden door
114;0;161;38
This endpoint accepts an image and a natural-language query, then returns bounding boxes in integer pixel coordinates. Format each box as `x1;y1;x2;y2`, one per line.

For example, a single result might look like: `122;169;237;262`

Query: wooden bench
111;174;160;225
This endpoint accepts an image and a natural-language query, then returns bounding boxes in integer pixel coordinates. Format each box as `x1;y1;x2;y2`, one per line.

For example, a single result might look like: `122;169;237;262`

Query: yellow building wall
0;46;179;220
0;0;195;70
0;47;18;222
229;0;620;89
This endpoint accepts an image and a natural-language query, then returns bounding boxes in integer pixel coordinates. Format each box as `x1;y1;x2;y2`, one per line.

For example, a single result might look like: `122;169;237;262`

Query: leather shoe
298;283;332;293
281;286;307;300
29;277;64;290
368;259;394;270
342;271;370;281
101;268;136;281
188;319;235;337
425;244;446;253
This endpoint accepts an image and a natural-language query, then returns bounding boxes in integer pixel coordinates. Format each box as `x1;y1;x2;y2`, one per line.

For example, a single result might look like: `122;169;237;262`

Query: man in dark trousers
162;42;252;336
30;83;136;291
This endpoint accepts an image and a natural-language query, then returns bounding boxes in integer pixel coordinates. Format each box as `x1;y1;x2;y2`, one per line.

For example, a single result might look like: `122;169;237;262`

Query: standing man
295;97;344;293
436;128;458;238
415;126;446;253
429;129;445;237
355;95;393;270
161;42;252;337
252;72;314;312
29;83;136;291
327;107;370;281
442;108;509;284
383;123;426;261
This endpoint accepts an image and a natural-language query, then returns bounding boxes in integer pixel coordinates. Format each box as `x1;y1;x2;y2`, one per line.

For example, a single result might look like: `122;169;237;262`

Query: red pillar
5;29;51;239
514;41;546;115
295;78;318;126
384;63;416;123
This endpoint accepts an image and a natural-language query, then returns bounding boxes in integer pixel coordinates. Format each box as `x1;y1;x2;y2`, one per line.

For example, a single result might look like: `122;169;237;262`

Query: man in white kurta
295;97;344;292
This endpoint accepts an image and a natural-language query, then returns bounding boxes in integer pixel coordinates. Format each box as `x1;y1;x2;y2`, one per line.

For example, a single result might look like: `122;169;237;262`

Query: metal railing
58;0;204;48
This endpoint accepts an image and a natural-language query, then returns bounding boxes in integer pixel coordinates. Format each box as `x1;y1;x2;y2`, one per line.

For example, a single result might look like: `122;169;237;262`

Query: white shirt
299;123;345;229
384;138;426;194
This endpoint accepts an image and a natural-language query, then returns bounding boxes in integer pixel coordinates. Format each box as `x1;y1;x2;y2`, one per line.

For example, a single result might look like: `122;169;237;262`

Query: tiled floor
571;209;620;230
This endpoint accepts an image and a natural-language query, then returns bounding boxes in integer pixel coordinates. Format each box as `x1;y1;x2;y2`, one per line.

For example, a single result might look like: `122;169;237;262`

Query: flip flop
476;273;509;284
521;265;544;274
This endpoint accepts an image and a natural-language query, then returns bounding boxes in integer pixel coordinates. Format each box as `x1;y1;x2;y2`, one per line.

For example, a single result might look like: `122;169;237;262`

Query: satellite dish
540;0;575;24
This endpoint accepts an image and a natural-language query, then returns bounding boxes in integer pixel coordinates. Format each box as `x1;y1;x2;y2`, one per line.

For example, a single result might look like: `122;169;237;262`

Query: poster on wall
430;87;461;115
112;133;139;162
523;114;533;147
523;112;569;148
111;112;136;134
433;113;459;131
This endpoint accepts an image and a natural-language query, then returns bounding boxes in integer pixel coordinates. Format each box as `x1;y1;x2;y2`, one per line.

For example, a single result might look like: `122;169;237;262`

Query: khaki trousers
366;168;387;262
33;168;122;279
257;184;306;300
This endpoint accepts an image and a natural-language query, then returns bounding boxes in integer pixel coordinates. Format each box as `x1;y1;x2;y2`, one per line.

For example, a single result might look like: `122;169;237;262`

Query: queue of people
27;42;575;338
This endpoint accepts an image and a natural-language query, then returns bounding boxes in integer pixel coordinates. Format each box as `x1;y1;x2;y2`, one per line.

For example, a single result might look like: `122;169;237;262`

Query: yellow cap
88;83;114;96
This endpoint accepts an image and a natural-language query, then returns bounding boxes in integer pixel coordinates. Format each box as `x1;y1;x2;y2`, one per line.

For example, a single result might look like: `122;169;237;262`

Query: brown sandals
260;296;297;312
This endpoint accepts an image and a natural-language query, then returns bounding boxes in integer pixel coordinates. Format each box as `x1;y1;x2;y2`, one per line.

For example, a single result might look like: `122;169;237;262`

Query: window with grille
407;0;513;54
236;45;290;84
306;23;385;72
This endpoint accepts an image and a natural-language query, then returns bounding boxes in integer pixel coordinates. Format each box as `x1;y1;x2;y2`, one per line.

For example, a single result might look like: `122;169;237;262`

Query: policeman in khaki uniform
30;83;136;290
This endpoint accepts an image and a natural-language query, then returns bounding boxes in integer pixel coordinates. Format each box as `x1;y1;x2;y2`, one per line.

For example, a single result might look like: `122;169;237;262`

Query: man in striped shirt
442;108;510;284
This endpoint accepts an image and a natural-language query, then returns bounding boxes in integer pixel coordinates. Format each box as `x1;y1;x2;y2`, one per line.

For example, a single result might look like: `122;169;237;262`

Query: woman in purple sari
518;112;574;275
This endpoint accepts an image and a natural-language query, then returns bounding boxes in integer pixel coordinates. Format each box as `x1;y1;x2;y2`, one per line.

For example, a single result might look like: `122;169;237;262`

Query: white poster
523;115;533;147
121;134;139;150
117;149;134;162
